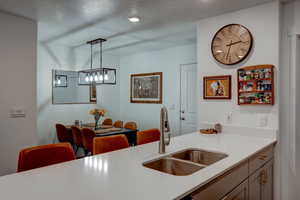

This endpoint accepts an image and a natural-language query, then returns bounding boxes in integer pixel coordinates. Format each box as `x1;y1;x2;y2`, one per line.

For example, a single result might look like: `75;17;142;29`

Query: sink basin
143;157;204;176
171;149;228;166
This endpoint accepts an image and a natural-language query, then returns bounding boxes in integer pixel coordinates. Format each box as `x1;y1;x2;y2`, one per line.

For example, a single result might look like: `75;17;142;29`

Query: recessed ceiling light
128;16;140;23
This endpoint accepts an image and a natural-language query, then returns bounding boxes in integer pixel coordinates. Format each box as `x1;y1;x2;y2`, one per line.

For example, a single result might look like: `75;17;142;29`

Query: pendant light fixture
78;38;116;85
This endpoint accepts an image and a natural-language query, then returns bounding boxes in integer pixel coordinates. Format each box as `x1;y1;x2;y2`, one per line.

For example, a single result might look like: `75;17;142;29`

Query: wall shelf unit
237;65;275;105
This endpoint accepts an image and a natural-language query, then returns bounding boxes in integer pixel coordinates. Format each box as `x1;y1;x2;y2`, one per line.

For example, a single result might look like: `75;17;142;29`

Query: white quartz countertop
0;131;277;200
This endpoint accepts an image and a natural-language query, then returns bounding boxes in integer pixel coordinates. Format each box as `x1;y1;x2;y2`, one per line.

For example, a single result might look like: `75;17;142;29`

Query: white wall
0;12;37;175
280;1;300;199
119;44;197;136
197;2;280;129
37;43;120;144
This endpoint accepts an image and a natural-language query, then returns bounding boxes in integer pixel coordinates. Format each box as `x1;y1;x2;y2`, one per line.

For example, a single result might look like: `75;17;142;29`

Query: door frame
179;62;197;135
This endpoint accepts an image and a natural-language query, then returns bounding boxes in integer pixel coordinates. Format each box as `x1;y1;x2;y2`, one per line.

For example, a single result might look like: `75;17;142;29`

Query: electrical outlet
259;115;268;127
226;112;233;124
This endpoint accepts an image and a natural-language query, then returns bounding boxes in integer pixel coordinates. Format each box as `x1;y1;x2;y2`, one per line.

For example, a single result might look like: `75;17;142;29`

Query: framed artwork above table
130;72;163;104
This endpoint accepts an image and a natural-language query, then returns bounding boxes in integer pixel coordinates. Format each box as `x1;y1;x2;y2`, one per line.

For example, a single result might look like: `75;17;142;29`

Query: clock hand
226;40;242;46
226;40;233;60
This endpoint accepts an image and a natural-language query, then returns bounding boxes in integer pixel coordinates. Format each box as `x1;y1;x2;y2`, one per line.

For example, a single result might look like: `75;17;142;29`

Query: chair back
81;128;96;153
102;118;113;126
93;135;129;155
17;143;75;172
55;124;73;143
113;120;123;128
137;129;160;145
124;122;137;130
71;126;83;147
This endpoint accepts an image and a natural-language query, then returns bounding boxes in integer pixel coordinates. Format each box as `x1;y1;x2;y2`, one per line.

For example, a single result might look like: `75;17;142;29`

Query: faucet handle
165;132;171;146
164;121;170;132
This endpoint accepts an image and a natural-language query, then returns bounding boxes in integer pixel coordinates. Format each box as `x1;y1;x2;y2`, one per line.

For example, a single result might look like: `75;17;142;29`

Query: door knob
181;117;185;120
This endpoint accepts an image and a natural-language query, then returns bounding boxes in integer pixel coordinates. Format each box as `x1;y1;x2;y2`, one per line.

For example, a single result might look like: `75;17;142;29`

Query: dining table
66;123;138;146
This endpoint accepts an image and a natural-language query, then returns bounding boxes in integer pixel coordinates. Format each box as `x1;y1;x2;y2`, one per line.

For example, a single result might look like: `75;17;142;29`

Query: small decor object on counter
203;75;231;99
214;123;222;133
237;65;274;105
200;129;218;134
131;72;163;104
89;109;107;129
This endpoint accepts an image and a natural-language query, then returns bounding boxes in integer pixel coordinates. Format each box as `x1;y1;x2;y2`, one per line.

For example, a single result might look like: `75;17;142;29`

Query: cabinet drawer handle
260;169;268;184
258;154;268;160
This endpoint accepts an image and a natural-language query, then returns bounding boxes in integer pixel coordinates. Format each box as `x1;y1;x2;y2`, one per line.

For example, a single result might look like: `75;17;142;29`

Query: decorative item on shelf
89;109;107;129
237;65;275;105
78;38;116;85
203;75;231;99
130;72;163;104
211;24;253;65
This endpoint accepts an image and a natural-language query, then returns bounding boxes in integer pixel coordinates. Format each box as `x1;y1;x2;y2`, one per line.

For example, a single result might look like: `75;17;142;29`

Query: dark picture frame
130;72;163;104
90;83;97;103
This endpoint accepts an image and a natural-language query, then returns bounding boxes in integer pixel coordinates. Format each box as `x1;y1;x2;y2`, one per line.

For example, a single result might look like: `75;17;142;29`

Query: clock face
211;24;253;65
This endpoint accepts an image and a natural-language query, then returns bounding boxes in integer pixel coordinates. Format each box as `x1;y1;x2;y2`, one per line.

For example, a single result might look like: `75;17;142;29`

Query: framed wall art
203;75;231;99
130;72;163;104
90;83;97;103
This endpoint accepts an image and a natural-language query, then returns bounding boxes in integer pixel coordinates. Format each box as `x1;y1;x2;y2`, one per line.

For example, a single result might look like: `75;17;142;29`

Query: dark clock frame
211;24;253;65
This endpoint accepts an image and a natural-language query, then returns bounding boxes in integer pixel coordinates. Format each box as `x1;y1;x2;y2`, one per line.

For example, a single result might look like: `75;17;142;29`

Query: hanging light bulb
94;72;98;81
89;73;94;82
85;73;89;82
57;77;61;85
99;72;104;81
104;70;109;81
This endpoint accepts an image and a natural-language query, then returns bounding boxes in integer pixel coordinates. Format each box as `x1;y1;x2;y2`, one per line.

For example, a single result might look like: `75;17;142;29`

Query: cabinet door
249;160;273;200
221;180;249;200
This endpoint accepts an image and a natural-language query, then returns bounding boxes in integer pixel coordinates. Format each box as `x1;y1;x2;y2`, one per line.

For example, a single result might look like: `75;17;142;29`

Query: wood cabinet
221;180;249;200
249;160;273;200
181;144;275;200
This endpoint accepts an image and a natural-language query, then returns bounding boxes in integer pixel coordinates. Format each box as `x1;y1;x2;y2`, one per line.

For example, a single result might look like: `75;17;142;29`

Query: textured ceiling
0;0;274;55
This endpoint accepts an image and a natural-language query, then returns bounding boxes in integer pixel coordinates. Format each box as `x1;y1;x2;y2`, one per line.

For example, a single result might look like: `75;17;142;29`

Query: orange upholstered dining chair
55;124;73;144
71;126;84;153
113;120;123;128
81;128;96;155
17;143;75;172
93;135;129;155
124;122;137;130
102;118;113;126
137;129;161;145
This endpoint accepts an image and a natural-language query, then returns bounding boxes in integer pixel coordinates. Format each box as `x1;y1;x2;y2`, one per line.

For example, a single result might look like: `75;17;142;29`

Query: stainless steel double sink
143;149;228;176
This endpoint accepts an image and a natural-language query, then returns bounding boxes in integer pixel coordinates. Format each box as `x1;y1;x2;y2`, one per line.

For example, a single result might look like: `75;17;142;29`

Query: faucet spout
159;106;171;154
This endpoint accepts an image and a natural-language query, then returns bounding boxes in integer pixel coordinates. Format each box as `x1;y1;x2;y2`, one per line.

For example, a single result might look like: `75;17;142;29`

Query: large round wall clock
211;24;253;65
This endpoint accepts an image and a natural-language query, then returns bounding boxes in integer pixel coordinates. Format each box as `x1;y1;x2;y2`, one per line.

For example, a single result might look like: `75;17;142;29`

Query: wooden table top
66;124;137;136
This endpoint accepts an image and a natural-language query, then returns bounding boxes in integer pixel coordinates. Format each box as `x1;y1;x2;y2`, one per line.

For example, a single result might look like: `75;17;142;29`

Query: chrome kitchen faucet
159;106;171;154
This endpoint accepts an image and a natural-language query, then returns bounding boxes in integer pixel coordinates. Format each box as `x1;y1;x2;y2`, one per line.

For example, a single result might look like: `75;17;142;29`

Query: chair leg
75;145;79;154
84;149;89;157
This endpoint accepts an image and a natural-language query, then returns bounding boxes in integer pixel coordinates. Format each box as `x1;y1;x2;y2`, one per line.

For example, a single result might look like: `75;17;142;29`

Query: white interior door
180;63;197;134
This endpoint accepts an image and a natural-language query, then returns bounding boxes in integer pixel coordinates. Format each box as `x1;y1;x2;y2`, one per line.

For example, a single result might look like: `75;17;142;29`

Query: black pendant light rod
90;43;93;70
87;38;107;45
100;41;103;69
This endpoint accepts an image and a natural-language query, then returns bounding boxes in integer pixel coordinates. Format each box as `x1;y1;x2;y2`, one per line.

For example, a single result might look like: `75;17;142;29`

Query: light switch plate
9;108;26;118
